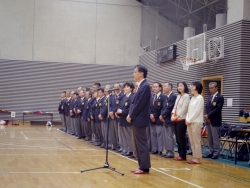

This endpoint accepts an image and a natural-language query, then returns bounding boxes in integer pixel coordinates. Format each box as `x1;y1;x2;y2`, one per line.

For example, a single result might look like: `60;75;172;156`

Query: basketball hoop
180;58;196;71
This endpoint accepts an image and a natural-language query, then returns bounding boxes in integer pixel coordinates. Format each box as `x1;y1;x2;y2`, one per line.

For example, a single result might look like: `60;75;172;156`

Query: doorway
202;75;223;102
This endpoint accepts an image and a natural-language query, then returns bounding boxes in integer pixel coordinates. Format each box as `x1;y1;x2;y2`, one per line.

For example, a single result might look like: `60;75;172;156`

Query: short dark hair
191;81;203;94
124;82;135;92
94;83;101;87
153;82;162;91
177;82;189;94
165;82;173;90
98;88;104;93
86;91;92;97
86;88;90;91
62;91;66;94
134;65;148;78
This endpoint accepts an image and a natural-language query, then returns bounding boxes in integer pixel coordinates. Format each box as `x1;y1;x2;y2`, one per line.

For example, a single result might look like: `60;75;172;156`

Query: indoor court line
0;148;70;150
7;172;81;174
20;131;29;140
55;138;76;152
36;128;44;133
0;142;69;149
199;166;250;183
109;150;203;188
0;148;98;151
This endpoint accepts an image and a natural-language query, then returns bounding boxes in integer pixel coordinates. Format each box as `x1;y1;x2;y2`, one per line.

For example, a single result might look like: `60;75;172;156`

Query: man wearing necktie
159;83;177;158
109;83;124;151
82;91;93;141
203;82;224;159
149;82;166;155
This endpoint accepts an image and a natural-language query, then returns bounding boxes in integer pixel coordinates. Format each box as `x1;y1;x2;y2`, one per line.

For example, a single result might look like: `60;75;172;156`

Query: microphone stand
81;91;124;176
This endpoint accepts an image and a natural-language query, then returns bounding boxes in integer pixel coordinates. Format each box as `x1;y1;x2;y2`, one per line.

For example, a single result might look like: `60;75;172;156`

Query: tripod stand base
81;161;124;176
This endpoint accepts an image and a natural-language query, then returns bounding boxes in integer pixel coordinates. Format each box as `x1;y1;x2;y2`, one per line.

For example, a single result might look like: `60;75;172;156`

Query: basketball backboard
186;33;206;64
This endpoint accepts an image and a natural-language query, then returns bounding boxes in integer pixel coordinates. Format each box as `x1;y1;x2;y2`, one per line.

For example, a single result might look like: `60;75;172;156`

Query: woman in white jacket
186;82;204;164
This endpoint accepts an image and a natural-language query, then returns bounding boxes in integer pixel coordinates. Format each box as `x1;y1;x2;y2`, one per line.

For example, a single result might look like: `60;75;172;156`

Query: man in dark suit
127;65;151;174
204;82;224;159
109;83;124;151
159;83;177;158
58;91;66;132
98;87;109;149
75;90;86;139
82;91;93;141
64;91;73;135
70;91;77;136
149;82;166;156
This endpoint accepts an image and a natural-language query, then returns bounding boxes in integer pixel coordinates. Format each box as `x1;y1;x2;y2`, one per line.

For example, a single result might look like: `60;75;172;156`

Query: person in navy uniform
116;82;134;156
203;82;224;159
58;91;66;132
89;91;97;144
94;91;103;146
159;82;177;158
65;91;72;135
127;65;151;174
68;91;75;135
90;91;101;146
149;82;166;156
74;90;84;139
70;91;78;136
109;83;124;151
98;87;109;149
82;91;93;141
92;83;101;93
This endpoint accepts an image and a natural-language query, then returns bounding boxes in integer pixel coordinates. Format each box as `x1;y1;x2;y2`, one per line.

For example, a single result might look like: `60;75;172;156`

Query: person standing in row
71;92;78;136
117;82;134;156
82;91;92;141
159;82;177;158
94;91;103;146
65;91;73;135
186;82;204;164
98;88;109;149
109;83;123;151
171;82;190;161
203;82;224;159
58;91;66;132
149;82;166;155
89;91;97;144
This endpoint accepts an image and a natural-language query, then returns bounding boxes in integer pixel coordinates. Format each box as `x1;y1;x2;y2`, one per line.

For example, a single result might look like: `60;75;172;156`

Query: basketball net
180;58;196;71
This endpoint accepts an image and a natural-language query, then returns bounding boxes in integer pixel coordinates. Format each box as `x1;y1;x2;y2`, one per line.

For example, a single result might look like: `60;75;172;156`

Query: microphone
106;88;120;92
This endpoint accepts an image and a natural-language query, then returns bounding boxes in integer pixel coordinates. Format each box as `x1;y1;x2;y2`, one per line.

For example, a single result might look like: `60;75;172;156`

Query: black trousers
174;121;187;159
132;126;151;171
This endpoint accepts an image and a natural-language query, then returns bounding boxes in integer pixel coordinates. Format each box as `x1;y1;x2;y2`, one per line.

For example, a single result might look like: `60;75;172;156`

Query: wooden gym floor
0;123;249;188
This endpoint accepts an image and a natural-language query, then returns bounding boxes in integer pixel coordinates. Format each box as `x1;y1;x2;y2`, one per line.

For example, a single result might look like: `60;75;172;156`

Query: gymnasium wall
0;59;134;122
139;20;250;124
0;0;143;66
141;6;183;51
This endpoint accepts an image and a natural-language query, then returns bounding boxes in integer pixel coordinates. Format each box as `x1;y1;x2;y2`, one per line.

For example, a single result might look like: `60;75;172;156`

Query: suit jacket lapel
132;79;146;103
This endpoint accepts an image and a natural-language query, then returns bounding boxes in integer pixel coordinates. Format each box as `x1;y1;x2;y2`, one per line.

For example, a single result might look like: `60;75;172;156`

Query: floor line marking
36;128;44;133
199;166;250;183
0;142;68;149
55;139;76;152
109;150;203;188
20;131;29;140
7;172;81;174
0;148;72;150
